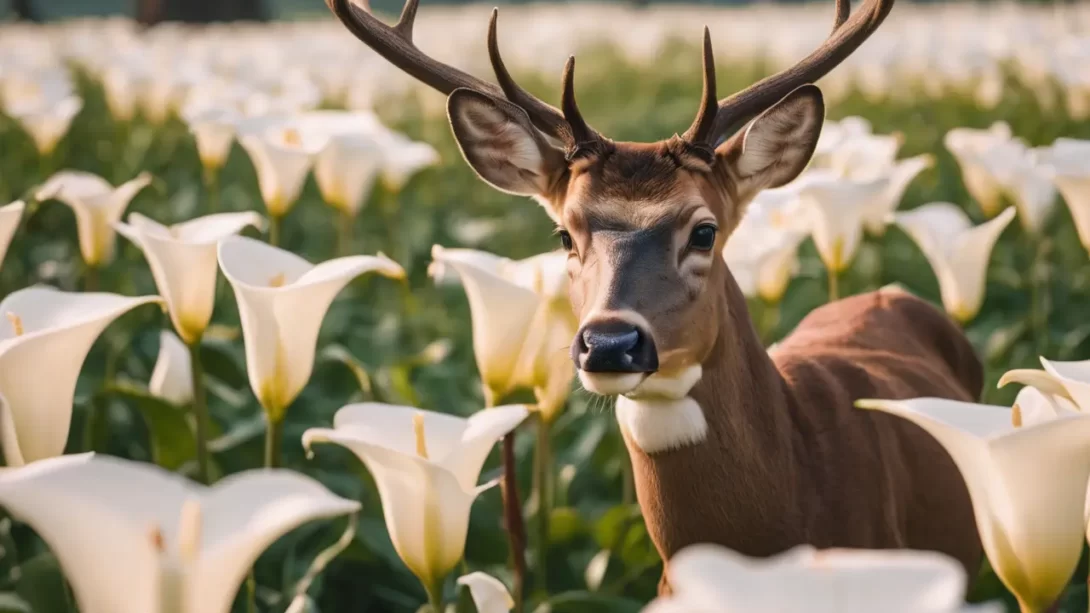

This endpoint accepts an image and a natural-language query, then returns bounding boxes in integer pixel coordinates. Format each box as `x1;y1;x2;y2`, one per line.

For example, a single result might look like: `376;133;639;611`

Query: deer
325;0;984;593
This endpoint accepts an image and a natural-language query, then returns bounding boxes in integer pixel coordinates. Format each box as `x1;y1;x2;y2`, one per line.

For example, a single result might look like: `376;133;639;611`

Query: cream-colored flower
303;403;528;593
116;211;265;343
796;176;889;273
37;171;153;267
8;95;83;156
0;287;162;465
217;236;404;419
944;122;1016;218
722;195;804;302
0;453;359;613
184;106;240;172
1034;138;1090;253
0;201;26;271
858;397;1090;613
893;204;1015;323
457;572;514;613
237;117;324;217
149;329;195;407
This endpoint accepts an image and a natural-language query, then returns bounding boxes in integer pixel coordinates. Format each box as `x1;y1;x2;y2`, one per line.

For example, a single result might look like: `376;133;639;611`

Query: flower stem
265;415;284;468
501;432;526;613
84;264;100;292
424;577;445;613
621;443;636;506
187;340;211;485
827;265;839;302
203;166;220;213
336;209;355;256
269;214;283;247
534;416;552;593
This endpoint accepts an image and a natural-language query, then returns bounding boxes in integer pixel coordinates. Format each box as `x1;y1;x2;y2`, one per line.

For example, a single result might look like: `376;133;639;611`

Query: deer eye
688;224;717;251
558;229;573;251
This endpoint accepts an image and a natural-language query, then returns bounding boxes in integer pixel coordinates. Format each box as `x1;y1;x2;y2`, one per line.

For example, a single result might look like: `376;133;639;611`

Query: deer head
328;0;893;398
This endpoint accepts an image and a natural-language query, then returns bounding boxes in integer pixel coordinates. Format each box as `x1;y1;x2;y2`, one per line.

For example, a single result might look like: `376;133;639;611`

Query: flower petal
457;572;514;613
0;201;25;271
1040;358;1090;413
150;330;194;406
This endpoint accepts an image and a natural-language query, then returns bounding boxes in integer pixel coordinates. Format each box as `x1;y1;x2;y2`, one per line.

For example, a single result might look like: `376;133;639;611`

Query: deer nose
573;320;658;373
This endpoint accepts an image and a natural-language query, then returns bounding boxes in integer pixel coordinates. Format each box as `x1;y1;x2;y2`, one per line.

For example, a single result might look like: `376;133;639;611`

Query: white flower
643;543;997;613
149;329;194;407
1034;138;1090;252
0;287;162;466
237;117;324;217
861;154;935;236
0;453;359;613
457;572;514;613
184;106;240;172
0;201;26;271
893;204;1015;323
303;403;528;591
37;171;153;267
429;246;575;417
116;212;265;343
217;236;404;419
796;176;889;273
302;111;386;215
998;357;1090;414
8;95;83;156
858;397;1090;612
944;122;1015;218
722;195;804;302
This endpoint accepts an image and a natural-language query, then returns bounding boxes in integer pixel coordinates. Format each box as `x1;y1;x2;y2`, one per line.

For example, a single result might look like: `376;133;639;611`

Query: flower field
3;2;1090;612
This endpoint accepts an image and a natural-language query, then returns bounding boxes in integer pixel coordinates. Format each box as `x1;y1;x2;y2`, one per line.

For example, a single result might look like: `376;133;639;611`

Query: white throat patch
615;365;707;454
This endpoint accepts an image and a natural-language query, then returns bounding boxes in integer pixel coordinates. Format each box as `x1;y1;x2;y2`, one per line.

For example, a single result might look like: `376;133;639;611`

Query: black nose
572;320;659;373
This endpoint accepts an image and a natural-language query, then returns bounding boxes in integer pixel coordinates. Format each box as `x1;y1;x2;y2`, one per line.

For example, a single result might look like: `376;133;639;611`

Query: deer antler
327;0;584;147
685;0;893;147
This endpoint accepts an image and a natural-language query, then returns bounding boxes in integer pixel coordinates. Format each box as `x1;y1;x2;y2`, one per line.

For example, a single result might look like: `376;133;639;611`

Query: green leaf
0;594;31;613
453;582;481;613
320;345;374;400
15;553;70;613
531;591;643;613
103;381;196;471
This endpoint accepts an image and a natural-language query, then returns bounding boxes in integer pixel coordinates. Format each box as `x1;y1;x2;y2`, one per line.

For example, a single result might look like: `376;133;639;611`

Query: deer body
622;268;983;586
327;0;984;595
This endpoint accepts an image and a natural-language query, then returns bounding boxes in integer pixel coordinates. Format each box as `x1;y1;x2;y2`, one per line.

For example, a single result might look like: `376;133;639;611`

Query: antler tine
682;27;718;146
487;9;576;145
708;0;894;145
327;0;571;142
561;56;596;146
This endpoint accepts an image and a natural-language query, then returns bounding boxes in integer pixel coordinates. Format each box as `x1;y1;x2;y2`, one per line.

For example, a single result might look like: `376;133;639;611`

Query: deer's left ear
716;84;825;196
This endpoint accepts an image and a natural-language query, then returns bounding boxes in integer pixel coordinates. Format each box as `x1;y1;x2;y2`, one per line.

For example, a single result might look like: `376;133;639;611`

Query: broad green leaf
0;593;31;613
104;381;197;470
15;553;69;613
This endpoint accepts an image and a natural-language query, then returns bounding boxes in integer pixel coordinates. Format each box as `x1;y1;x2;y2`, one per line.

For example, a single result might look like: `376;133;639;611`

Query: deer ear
448;88;568;202
717;84;825;194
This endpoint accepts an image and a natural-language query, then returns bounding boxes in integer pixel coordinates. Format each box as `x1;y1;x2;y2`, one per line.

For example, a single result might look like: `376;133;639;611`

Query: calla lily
429;246;575;418
217;236;404;423
861;154;935;236
150;329;195;407
7;95;83;156
893;204;1015;323
303;403;529;600
237;117;324;218
0;286;162;466
314;133;384;216
1034;138;1090;253
184;106;240;172
458;572;514;613
116;212;265;343
974;145;1056;234
376;131;440;192
998;357;1090;413
0;201;26;271
643;543;999;613
37;171;153;267
944;122;1016;218
796;176;889;273
722;196;804;303
0;453;359;613
857;397;1090;613
828;131;904;180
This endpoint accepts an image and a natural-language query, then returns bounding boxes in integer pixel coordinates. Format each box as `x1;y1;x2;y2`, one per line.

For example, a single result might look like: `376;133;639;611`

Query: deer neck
615;265;803;556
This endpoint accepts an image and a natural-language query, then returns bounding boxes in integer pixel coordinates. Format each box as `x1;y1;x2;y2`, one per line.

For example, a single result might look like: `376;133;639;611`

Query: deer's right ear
448;89;568;203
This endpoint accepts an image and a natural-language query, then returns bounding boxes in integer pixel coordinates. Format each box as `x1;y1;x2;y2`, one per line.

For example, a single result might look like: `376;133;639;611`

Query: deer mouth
580;365;704;400
578;371;648;397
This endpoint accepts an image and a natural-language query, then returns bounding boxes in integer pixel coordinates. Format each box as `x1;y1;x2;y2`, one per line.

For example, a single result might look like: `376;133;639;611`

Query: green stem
203;166;220;213
425;578;445;613
621;444;635;506
84;264;100;292
336;208;356;256
246;572;257;613
759;299;781;347
1029;235;1051;357
534;417;552;593
501;431;526;613
269;214;283;247
827;265;839;302
187;340;211;485
265;415;284;468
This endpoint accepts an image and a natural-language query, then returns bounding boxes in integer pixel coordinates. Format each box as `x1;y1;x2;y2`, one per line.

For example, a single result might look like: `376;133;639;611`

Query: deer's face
447;87;824;397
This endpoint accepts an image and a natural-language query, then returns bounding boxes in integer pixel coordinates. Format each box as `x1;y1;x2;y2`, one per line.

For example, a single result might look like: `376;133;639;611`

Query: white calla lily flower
0;201;26;271
1034;138;1090;253
429;246;575;417
0;453;359;613
184;107;240;172
217;236;404;421
893;204;1015;323
861;154;935;235
37;171;153;267
643;543;997;613
150;330;195;407
303;403;528;596
314;134;383;216
116;212;265;343
797;176;889;272
237;117;324;218
457;572;514;613
378;132;440;192
723;197;804;302
857;397;1090;613
999;357;1090;413
8;95;83;156
944;122;1015;218
0;287;162;466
